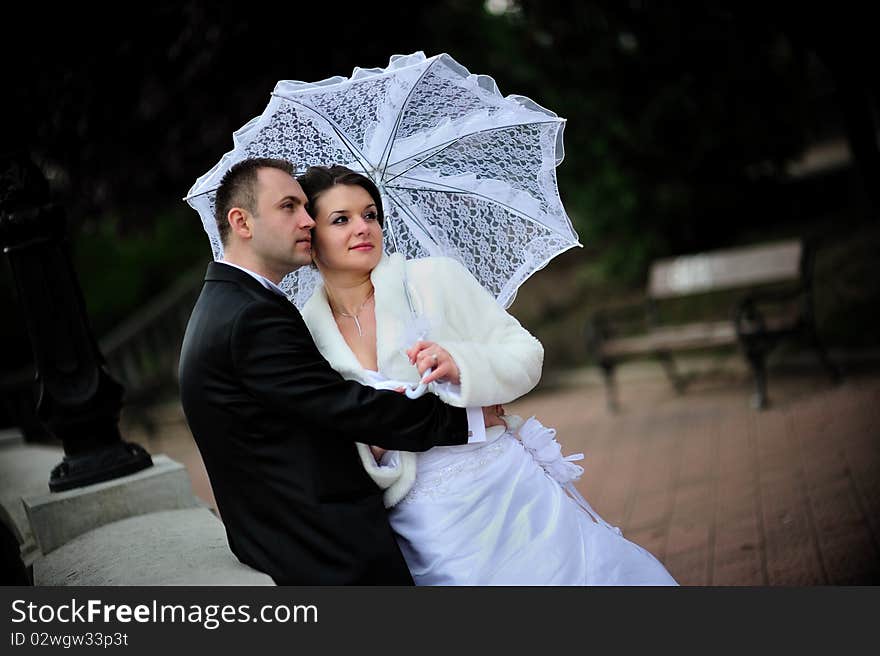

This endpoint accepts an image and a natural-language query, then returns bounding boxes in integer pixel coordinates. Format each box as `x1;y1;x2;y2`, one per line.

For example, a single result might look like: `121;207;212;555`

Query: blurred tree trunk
820;53;880;220
762;4;880;220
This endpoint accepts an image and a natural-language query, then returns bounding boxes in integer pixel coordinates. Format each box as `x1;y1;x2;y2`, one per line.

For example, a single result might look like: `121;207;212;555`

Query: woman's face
310;183;383;276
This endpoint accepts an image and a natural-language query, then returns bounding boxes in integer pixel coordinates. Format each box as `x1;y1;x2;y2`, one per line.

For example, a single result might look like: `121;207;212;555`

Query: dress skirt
389;425;678;586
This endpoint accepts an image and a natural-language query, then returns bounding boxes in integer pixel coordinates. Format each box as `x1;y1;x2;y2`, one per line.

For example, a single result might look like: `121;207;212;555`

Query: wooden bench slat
599;310;801;357
601;321;736;356
649;240;802;299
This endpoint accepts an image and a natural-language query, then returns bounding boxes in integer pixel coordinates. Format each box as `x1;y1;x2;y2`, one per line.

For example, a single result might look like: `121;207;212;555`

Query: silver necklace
331;288;375;337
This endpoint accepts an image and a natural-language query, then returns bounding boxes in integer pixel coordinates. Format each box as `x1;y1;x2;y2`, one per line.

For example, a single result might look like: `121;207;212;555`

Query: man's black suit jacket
178;262;469;585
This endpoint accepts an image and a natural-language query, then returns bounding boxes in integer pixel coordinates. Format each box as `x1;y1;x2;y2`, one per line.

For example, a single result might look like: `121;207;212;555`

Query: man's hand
482;404;507;429
369;445;388;462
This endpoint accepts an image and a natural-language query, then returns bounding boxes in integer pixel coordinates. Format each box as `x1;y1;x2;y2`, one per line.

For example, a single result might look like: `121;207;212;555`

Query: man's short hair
214;158;297;245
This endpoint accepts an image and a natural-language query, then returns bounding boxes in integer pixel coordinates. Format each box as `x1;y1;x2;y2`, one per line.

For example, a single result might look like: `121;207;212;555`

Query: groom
179;157;496;585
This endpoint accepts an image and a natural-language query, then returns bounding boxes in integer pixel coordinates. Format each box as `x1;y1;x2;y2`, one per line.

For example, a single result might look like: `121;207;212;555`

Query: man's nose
298;207;315;228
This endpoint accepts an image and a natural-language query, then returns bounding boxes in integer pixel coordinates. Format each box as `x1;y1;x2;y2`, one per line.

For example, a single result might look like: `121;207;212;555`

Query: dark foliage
2;1;876;375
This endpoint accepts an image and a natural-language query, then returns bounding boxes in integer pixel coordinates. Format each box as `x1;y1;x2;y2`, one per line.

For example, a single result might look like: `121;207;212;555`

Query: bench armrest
734;285;807;337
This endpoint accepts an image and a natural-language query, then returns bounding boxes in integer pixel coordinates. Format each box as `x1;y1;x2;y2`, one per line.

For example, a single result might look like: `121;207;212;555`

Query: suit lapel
206;261;304;319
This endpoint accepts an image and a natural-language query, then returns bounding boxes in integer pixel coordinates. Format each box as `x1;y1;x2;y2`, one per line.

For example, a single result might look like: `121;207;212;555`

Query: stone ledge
33;508;273;585
0;428;25;447
23;454;199;554
0;443;64;567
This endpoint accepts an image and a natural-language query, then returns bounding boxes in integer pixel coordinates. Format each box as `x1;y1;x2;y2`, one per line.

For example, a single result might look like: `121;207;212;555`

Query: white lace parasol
184;51;581;309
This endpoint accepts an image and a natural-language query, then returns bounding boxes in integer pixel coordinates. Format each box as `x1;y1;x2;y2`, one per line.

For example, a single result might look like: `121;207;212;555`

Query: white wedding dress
301;253;677;586
363;372;678;586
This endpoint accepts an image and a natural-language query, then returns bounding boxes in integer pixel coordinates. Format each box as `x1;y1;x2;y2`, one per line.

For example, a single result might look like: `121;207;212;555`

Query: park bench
585;238;841;411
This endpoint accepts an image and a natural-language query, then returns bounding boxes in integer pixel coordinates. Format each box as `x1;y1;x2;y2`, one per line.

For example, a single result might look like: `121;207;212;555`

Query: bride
298;164;677;586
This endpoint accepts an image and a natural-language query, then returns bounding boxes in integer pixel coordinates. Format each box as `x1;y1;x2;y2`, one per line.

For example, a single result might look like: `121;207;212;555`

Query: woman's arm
410;257;544;407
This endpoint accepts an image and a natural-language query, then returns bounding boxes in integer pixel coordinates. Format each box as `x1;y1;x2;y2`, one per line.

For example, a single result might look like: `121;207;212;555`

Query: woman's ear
227;207;251;240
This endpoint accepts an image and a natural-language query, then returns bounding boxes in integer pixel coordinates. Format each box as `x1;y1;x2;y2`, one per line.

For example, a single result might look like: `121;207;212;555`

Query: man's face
248;167;314;277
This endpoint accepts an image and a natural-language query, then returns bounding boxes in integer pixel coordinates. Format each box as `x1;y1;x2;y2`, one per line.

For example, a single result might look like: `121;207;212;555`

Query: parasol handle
404;318;432;398
405;368;433;399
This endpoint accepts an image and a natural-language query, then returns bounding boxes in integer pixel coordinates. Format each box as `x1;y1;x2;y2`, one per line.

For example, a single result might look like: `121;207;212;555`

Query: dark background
3;0;878;376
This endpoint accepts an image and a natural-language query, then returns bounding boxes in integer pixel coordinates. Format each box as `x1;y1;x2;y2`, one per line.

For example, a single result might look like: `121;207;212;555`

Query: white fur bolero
301;252;544;505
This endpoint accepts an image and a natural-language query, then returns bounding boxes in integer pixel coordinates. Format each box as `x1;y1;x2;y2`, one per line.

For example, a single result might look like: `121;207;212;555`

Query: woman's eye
365;212;377;221
332;216;348;224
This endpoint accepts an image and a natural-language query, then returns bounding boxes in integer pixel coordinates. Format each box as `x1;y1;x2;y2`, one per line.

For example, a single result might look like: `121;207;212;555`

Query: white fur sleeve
416;258;544;407
355;443;417;508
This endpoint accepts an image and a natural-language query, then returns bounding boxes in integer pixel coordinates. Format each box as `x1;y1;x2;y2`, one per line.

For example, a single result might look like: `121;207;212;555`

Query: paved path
508;366;880;585
125;364;880;585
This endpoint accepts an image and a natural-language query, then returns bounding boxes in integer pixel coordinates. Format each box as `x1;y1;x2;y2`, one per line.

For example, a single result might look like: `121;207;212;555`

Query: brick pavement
507;367;880;585
123;365;880;585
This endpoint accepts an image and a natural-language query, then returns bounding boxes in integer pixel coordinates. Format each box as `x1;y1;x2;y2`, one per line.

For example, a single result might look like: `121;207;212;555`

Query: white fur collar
302;253;420;384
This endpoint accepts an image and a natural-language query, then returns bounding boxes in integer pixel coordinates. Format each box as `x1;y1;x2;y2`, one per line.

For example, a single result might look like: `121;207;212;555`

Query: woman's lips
351;244;374;251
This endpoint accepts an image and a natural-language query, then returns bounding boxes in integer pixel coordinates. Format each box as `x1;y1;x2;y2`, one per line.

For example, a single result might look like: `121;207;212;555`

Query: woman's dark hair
297;165;384;226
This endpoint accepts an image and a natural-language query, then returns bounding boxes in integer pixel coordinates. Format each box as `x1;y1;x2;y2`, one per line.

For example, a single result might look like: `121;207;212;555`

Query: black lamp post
0;152;152;491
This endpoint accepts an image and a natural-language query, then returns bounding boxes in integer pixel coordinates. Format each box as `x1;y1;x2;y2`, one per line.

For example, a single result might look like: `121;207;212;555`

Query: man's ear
227;208;251;240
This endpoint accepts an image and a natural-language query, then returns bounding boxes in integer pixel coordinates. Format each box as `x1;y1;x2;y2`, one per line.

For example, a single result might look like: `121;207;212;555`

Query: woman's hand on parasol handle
407;340;461;386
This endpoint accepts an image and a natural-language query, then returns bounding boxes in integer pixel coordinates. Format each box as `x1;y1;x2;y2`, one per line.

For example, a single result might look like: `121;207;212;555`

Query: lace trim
398;438;510;504
516;416;622;535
